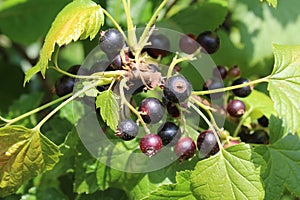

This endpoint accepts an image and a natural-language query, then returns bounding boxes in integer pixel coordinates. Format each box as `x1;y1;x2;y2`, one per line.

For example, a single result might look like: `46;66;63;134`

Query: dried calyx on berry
163;74;192;103
116;119;139;141
140;133;163;157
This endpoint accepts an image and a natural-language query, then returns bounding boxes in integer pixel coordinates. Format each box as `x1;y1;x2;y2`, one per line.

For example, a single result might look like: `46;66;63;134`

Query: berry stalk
192;76;270;96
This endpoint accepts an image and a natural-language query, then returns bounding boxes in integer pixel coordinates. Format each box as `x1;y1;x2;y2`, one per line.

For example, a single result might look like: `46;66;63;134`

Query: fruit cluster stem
233;107;253;137
192;76;270;96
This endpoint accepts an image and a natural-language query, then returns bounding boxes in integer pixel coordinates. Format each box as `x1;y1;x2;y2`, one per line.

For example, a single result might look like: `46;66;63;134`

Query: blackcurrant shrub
174;137;196;162
116;119;139;141
145;34;170;58
138;97;165;124
202;78;224;99
213;65;227;80
258;115;269;127
197;130;220;158
99;29;125;56
228;65;241;78
232;77;252;97
196;31;220;54
179;33;199;54
157;122;181;146
140;133;163;157
227;99;246;118
163;74;192;103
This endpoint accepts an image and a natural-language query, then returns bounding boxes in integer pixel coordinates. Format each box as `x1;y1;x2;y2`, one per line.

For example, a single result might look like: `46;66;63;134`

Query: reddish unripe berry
140;134;163;157
175;137;196;162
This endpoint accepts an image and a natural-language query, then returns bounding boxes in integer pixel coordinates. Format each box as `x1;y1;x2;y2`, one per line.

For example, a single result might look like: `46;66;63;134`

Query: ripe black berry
109;54;123;70
163;75;192;103
239;129;269;144
179;33;199;54
197;130;220;158
196;31;220;54
138;98;164;124
140;133;163;157
228;65;241;78
99;29;125;56
213;65;227;80
202;78;224;99
258;115;269;127
175;137;196;161
232;77;252;97
116;119;139;141
55;65;80;97
146;34;170;58
227;99;246;118
157;122;181;146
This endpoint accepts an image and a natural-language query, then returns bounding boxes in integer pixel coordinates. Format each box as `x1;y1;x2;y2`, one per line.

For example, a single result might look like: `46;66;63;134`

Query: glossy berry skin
232;77;252;97
203;78;224;99
213;65;227;80
55;65;80;97
227;99;246;118
157;122;181;146
99;29;125;56
116;119;139;141
179;33;199;54
228;65;241;78
197;130;220;158
138;98;164;124
239;130;269;144
146;34;170;58
175;137;196;161
258;115;269;127
163;75;192;103
140;134;163;157
196;31;220;54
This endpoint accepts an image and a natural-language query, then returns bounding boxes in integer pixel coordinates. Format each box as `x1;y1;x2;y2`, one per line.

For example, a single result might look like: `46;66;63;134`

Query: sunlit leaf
24;0;104;84
0;126;61;197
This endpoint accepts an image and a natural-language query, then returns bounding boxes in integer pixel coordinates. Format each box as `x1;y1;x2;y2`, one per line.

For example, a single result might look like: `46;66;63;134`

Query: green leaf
0;126;61;197
268;44;300;135
255;134;300;200
164;0;228;34
261;0;277;8
24;0;104;83
95;90;119;131
238;90;275;121
0;0;69;45
268;115;288;144
144;171;196;200
190;144;265;200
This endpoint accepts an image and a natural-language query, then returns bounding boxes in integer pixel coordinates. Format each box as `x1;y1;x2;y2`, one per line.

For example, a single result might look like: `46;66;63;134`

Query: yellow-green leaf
24;0;104;84
268;44;300;135
260;0;277;8
0;126;61;197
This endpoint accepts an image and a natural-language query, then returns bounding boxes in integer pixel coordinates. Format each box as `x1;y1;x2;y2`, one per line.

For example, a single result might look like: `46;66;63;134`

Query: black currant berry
146;34;170;58
175;137;196;161
213;65;227;80
157;122;181;146
163;75;192;103
55;65;80;97
196;31;220;54
202;78;224;99
258;115;269;127
227;99;246;118
109;54;123;70
179;33;199;54
140;133;163;157
116;119;139;141
232;77;252;97
138;98;165;124
197;130;220;158
99;29;125;56
239;130;269;144
228;65;241;78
